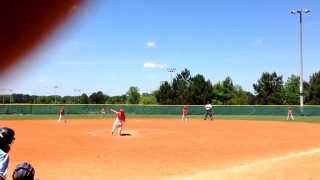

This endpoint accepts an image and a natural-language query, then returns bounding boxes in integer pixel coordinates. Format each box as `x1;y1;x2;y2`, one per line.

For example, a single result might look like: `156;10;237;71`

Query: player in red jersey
58;106;66;123
110;108;126;135
181;105;190;123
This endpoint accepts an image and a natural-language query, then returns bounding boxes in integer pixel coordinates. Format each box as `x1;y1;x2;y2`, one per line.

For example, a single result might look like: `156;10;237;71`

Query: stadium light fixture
9;89;13;104
74;89;81;103
0;88;5;104
54;85;58;104
290;8;311;113
290;10;297;14
167;68;176;83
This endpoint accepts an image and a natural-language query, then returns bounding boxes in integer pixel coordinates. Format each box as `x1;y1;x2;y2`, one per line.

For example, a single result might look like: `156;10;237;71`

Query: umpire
204;101;213;120
0;127;15;180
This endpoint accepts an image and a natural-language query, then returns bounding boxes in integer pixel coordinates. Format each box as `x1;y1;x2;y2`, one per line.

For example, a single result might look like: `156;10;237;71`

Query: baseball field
2;116;320;180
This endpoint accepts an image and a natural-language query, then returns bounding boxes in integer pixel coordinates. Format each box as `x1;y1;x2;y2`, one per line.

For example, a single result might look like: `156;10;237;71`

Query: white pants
287;114;294;120
181;114;189;122
58;114;64;122
112;118;123;134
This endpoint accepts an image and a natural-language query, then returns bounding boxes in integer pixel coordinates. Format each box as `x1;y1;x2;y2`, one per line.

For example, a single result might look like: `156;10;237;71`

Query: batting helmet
0;127;15;153
12;162;35;180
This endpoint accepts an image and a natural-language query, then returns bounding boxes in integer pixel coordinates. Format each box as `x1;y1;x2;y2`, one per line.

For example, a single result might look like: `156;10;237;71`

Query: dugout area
2;117;320;180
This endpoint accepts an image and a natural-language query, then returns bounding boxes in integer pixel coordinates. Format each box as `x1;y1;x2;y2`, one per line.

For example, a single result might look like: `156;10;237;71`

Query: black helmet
12;162;35;180
0;127;15;152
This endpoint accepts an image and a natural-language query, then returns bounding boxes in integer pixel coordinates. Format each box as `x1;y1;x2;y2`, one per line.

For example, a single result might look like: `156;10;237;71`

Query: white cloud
39;77;48;83
146;41;156;48
144;62;167;69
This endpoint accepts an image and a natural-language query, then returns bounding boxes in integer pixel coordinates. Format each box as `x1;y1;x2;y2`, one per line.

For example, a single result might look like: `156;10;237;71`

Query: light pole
74;89;81;104
9;89;13;104
54;85;58;104
291;9;310;113
0;89;5;104
167;68;176;83
32;91;36;104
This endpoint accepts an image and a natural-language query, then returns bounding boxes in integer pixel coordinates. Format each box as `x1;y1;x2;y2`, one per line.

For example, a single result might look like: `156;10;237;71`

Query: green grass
0;114;110;120
0;114;320;123
212;115;320;123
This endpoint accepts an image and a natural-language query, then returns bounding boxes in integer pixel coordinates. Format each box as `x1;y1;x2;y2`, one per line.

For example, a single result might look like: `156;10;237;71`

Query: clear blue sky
1;0;320;96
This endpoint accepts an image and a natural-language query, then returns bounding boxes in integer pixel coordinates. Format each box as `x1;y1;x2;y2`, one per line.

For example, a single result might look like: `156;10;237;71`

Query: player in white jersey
204;101;213;120
287;106;294;120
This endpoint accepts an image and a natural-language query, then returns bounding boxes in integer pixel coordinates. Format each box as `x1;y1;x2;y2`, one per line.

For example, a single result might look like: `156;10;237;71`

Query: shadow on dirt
120;133;132;136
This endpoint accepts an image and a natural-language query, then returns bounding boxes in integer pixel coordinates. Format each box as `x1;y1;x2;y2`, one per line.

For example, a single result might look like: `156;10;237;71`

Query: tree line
1;69;320;105
0;87;155;105
155;69;320;105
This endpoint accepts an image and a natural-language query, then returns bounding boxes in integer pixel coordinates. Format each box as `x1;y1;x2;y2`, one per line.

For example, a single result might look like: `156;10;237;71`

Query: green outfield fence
0;104;320;116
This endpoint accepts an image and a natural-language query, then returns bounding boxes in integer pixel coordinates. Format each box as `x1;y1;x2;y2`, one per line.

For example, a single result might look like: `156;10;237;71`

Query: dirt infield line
168;146;320;180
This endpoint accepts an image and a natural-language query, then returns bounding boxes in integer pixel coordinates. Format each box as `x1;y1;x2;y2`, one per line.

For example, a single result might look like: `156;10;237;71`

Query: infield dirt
2;118;320;180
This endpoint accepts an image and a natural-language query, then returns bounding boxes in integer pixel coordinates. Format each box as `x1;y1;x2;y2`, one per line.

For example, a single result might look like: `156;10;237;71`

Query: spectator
0;127;15;180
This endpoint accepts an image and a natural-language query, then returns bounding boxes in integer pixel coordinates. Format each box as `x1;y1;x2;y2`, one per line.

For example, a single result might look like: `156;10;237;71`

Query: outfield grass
0;114;320;123
213;115;320;123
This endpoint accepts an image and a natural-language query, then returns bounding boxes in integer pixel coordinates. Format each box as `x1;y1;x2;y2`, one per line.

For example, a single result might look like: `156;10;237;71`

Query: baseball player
12;162;35;180
0;127;15;180
204;101;213;120
287;106;294;120
181;105;190;123
101;106;106;119
110;108;126;135
58;106;66;123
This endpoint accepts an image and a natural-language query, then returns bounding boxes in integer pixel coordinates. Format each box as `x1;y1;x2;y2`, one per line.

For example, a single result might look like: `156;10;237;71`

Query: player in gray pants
204;101;213;120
